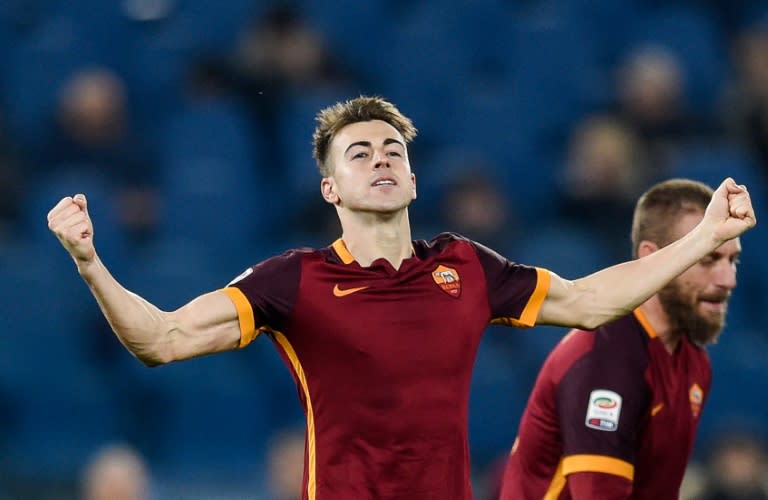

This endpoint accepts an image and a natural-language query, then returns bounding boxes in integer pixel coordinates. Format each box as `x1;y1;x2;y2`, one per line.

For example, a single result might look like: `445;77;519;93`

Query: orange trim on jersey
652;402;665;416
543;458;567;500
332;238;355;264
633;307;658;338
490;267;551;328
562;454;634;481
273;331;317;500
220;287;259;348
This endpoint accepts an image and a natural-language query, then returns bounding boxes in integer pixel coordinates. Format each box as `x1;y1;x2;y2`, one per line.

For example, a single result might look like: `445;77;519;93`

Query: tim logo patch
689;383;703;418
432;265;461;298
585;389;623;431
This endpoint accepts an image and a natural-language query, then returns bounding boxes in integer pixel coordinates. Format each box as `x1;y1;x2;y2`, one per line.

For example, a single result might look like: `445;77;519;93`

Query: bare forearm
573;225;716;327
76;254;173;366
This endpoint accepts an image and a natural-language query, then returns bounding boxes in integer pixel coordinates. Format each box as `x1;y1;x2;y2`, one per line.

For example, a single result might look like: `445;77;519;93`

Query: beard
657;281;729;346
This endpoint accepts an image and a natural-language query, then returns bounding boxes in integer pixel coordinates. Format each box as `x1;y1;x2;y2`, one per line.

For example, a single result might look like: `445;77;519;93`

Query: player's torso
632;337;710;497
284;238;491;499
288;239;490;424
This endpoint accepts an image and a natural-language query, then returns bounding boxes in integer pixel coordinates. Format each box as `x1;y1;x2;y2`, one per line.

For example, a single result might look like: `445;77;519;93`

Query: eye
699;255;716;267
352;151;368;159
387;150;402;157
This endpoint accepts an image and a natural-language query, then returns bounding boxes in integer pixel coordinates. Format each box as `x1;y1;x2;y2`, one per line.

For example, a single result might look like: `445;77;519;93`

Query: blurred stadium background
0;0;767;498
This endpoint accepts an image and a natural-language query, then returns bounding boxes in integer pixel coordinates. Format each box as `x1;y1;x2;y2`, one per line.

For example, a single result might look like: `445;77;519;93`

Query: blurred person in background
500;179;743;499
232;3;342;92
438;169;516;254
699;432;768;500
231;3;350;172
556;114;650;261
613;46;712;173
267;428;306;500
47;66;160;243
47;96;755;499
722;22;768;179
81;443;150;500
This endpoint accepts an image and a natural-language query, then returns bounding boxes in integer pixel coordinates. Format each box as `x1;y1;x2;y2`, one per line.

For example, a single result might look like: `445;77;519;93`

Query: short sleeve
471;240;550;327
556;324;650;481
220;250;304;347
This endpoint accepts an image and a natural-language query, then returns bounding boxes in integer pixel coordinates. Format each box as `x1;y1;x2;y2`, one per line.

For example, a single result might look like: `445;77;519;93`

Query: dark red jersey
500;309;712;500
222;233;550;500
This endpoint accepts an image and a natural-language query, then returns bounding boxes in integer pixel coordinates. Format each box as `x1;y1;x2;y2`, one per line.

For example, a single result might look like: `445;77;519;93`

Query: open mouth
372;178;397;187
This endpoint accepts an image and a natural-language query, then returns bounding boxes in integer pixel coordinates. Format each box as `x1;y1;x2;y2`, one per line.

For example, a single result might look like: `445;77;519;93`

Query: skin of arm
48;195;241;366
537;177;756;329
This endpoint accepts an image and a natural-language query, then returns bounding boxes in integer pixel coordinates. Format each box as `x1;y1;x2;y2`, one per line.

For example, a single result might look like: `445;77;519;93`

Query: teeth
374;180;395;186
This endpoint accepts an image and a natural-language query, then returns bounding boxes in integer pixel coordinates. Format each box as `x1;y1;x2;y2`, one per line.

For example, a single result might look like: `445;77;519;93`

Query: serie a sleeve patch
585;389;623;431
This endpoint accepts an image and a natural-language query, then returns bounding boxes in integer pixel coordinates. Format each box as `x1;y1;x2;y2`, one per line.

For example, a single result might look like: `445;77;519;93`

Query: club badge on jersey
585;389;623;431
432;265;461;298
689;383;703;418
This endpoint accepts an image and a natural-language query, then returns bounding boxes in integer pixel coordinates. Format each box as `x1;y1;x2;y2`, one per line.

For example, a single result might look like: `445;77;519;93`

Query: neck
639;296;680;354
337;209;413;269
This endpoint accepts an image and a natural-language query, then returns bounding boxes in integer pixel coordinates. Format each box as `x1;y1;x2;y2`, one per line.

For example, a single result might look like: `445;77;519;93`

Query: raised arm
47;194;241;366
538;177;756;329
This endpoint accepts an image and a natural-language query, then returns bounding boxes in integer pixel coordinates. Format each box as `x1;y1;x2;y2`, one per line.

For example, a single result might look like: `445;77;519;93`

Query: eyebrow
344;138;405;155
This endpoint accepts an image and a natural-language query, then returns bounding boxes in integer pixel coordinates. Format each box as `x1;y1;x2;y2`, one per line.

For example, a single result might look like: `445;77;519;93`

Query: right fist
47;194;96;263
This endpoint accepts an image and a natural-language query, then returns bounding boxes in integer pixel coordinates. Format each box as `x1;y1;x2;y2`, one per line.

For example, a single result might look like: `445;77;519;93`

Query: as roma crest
432;265;461;298
689;383;703;418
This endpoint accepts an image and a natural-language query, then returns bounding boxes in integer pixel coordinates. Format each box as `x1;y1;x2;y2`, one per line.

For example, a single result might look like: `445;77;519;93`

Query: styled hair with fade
631;178;714;258
312;96;418;177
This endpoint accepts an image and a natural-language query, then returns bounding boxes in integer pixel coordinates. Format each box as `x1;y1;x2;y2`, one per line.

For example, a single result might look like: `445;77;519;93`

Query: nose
372;149;389;169
713;260;738;290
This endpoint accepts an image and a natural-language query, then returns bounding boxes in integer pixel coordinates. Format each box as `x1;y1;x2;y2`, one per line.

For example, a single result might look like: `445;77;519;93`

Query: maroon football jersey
222;233;550;499
500;308;712;500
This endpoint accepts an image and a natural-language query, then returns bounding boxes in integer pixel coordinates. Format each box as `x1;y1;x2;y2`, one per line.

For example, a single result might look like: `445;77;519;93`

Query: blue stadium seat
142;353;272;476
3;15;105;151
469;328;544;468
275;87;356;198
0;241;121;478
699;328;768;446
297;0;395;83
158;100;267;264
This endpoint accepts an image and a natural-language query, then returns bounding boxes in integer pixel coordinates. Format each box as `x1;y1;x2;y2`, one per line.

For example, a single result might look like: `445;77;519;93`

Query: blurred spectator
226;3;353;190
437;169;516;254
722;23;768;178
266;428;305;500
699;432;768;500
555;114;648;261
232;4;343;93
46;66;160;242
613;45;715;172
81;443;150;500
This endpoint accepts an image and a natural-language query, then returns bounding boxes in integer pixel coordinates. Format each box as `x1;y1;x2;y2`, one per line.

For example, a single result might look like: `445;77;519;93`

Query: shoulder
415;232;511;260
228;246;319;286
547;316;649;374
589;314;651;367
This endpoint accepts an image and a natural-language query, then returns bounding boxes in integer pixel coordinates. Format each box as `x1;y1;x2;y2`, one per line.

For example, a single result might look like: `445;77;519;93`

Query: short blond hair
312;96;417;176
630;178;714;258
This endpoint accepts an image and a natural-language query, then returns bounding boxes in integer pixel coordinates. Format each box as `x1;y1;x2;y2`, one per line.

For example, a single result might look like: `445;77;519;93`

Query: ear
410;172;417;200
637;240;659;258
321;177;339;204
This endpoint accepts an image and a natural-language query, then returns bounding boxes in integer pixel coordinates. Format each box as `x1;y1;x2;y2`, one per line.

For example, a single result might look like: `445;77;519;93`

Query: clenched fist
47;194;96;263
705;178;757;244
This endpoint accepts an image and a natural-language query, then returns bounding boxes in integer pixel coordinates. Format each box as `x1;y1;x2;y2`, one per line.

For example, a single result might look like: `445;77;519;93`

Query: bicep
537;271;582;327
165;290;243;362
